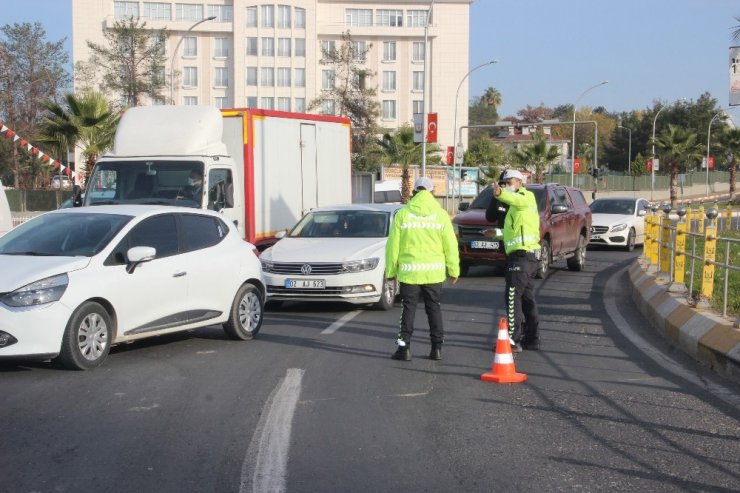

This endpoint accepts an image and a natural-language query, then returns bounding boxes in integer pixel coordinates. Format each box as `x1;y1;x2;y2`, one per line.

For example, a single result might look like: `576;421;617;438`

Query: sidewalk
628;260;740;383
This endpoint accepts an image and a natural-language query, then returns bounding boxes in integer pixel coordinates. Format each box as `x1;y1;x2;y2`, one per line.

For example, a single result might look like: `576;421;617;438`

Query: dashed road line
321;310;362;335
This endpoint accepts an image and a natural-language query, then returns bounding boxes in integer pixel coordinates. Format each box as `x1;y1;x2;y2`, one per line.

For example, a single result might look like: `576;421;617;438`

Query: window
352;41;367;62
321;100;336;115
183;67;197;87
277;67;291;87
278;38;291;57
412;42;425;62
377;9;403;27
261;67;274;86
413;100;424;115
294;98;305;112
183;37;197;56
321;40;336;59
215;96;229;109
208;4;233;22
294;38;305;57
277;97;291;111
261;5;274;27
345;8;372;26
114;1;139;19
124;215;178;258
214;38;229;57
214;67;229;87
407;10;430;27
246;67;257;86
152;65;166;85
246;37;258;56
294;8;305;28
143;2;171;20
175;3;203;21
184;96;198;105
277;5;291;28
181;214;227;250
246;6;257;27
321;69;335;90
382;41;396;62
382;71;396;91
261;97;274;109
150;34;166;56
294;68;305;87
261;37;274;56
412;71;424;91
246;96;257;108
382;100;396;119
206;169;234;213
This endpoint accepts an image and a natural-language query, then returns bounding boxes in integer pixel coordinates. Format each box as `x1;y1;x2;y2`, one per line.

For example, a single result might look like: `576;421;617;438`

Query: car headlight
452;223;460;237
0;273;69;307
342;257;379;273
611;223;627;233
260;259;275;273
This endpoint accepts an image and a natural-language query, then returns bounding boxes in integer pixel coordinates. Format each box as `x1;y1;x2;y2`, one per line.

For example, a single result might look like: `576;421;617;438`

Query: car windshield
468;186;546;212
0;213;132;257
289;210;390;238
590;199;635;215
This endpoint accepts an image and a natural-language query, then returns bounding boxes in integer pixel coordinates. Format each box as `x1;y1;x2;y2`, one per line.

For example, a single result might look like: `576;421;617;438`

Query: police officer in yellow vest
386;177;460;361
492;169;541;352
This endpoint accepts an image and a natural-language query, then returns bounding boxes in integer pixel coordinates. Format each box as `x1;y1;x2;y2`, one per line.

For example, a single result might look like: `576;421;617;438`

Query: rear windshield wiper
1;251;57;256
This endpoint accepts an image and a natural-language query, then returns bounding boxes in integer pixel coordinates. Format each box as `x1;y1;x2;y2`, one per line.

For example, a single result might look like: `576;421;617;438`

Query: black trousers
504;251;540;343
398;282;444;345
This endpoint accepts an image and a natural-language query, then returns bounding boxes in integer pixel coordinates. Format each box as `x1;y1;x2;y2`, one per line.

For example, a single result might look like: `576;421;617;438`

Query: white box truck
82;105;352;249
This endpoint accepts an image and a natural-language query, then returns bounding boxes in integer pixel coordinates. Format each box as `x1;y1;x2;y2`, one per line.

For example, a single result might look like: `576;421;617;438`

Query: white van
374;180;402;204
0;186;11;236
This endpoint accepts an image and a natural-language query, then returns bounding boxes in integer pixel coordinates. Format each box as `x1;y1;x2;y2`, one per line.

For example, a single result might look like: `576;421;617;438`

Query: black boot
429;342;442;360
392;345;411;361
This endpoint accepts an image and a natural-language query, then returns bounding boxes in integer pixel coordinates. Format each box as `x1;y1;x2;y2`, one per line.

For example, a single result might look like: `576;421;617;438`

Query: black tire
567;234;587;271
535;239;551;279
223;283;264;340
374;277;396;310
624;228;636;252
459;262;470;277
57;301;112;370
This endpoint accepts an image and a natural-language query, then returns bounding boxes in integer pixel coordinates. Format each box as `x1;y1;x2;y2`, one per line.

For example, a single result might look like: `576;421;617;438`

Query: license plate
470;240;499;249
285;279;325;289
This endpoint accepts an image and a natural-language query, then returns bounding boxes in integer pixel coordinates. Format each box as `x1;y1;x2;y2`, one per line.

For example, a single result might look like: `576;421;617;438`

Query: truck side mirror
551;204;568;214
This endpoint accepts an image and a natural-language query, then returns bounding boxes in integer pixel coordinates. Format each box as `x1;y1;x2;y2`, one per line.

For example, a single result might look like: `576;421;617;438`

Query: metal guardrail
642;202;739;318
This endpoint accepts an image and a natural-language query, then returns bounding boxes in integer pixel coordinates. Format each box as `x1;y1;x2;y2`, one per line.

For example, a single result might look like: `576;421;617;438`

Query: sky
3;0;740;121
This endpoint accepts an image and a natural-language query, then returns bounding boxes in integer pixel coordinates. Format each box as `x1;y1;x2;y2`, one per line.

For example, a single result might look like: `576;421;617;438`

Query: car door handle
173;271;187;278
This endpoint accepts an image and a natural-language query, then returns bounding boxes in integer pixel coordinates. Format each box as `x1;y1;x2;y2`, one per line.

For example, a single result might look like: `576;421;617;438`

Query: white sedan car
260;204;402;309
589;197;650;251
0;205;265;370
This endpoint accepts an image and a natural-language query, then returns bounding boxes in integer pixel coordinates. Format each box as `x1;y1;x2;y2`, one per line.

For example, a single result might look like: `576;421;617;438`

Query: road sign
426;113;438;143
653;158;659;171
454;142;464;165
413;113;424;143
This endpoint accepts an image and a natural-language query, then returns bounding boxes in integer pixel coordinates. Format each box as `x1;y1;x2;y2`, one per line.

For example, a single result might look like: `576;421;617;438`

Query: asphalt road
1;248;739;493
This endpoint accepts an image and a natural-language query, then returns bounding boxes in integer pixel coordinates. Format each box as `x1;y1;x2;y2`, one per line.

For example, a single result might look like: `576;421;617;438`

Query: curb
628;261;740;383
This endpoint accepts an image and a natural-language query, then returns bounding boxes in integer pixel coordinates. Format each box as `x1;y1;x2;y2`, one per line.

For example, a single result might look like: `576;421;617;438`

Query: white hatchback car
260;204;402;309
0;205;265;369
589;197;650;251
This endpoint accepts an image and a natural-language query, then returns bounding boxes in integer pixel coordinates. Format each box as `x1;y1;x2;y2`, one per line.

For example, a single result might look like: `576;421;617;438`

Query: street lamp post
170;16;216;104
451;59;498;209
650;105;667;201
420;0;434;177
618;125;632;174
706;111;723;195
571;81;608;187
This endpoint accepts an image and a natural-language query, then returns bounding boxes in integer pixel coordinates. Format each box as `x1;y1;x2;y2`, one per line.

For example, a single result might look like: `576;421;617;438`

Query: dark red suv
452;183;592;278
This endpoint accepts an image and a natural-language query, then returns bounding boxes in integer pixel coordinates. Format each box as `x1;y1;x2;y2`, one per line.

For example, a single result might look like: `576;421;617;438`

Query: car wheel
459;262;470;277
567;234;587;271
624;228;636;252
535;239;551;279
57;301;112;370
223;283;263;340
374;276;396;310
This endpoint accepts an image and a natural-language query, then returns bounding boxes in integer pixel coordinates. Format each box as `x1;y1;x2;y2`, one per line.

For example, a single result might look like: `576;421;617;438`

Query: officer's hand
450;277;458;285
492;181;501;196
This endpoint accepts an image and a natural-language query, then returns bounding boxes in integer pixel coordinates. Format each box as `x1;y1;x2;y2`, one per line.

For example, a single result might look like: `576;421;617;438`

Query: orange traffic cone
481;317;528;383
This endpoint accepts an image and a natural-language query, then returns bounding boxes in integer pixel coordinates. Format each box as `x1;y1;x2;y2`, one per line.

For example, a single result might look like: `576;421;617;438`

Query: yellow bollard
697;203;705;233
725;204;733;232
649;213;660;266
660;206;672;275
674;221;687;285
701;212;718;301
684;204;693;233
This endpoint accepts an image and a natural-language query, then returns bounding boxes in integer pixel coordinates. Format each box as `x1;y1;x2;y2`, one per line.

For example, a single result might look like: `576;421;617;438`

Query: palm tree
377;125;440;203
654;124;703;207
732;15;740;41
718;128;740;197
482;87;502;112
511;131;561;184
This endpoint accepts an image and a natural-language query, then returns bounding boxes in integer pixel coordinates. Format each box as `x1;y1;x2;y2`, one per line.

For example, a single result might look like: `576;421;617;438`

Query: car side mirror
458;202;470;211
72;185;83;207
126;246;156;274
638;210;647;216
551;204;568;214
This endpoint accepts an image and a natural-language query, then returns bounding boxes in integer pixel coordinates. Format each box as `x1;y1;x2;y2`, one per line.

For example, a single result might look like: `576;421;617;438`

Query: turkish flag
709;156;715;169
426;113;438;143
647;158;653;172
446;146;454;165
574;158;581;173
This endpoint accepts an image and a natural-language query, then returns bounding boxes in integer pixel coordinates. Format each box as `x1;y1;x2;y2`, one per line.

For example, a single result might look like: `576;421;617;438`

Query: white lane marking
321;310;362;335
606;268;740;408
240;368;305;493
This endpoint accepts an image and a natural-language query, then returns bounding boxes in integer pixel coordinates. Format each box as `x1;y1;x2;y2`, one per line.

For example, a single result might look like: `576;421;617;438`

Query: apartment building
72;0;473;149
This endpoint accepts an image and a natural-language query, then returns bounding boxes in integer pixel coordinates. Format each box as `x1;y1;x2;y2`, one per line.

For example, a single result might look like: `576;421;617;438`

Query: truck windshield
84;160;206;208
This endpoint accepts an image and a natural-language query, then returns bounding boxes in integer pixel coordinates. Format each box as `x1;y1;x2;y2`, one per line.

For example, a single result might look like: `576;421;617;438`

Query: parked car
260;204;402;309
51;175;71;189
0;185;11;236
589;197;649;251
0;205;265;370
452;183;592;278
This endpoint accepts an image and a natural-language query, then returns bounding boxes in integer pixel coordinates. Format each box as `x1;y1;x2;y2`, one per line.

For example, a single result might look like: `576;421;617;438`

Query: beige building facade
72;0;473;149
